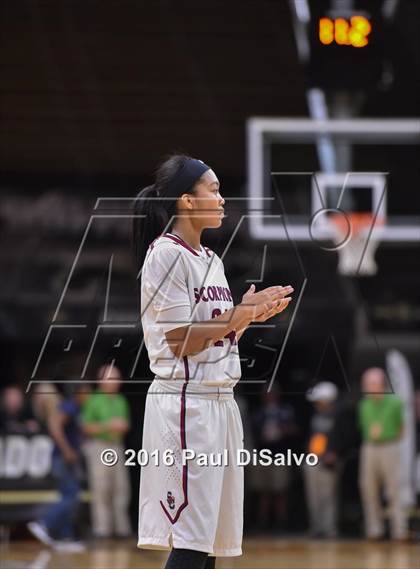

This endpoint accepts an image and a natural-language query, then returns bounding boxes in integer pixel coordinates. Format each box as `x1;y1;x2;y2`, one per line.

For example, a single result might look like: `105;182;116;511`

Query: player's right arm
143;245;292;358
165;288;291;358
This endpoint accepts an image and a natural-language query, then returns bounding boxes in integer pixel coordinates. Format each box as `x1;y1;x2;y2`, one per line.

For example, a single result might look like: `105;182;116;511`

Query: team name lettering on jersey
194;286;233;303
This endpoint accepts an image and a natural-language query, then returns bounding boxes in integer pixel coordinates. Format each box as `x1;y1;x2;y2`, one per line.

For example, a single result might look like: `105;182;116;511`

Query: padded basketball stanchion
330;212;385;276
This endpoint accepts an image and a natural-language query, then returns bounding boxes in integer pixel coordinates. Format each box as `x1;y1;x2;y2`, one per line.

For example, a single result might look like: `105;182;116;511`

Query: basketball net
330;212;385;276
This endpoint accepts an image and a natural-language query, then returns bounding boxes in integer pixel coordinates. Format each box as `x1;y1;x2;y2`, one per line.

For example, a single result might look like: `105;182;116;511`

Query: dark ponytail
132;154;195;286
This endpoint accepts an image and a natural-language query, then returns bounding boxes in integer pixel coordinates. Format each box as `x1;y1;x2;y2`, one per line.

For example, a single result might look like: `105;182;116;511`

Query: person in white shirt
133;154;293;569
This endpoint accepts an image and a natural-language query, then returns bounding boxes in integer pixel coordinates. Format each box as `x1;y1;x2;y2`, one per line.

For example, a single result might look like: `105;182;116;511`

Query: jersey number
211;308;237;347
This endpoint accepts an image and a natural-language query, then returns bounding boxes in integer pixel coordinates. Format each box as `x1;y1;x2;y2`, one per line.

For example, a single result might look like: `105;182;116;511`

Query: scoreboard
319;16;372;47
308;7;385;89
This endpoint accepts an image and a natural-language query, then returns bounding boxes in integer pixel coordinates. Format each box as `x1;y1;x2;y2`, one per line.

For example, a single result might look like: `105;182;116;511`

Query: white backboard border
246;118;420;243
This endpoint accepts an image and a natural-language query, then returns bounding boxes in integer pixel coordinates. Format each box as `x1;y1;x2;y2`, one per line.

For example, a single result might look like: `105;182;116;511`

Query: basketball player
133;155;293;569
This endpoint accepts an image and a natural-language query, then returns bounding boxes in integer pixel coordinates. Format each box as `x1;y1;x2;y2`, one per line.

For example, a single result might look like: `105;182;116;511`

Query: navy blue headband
164;158;211;197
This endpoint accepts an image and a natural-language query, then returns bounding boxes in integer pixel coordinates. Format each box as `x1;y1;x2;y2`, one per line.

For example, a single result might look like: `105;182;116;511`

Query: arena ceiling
0;0;419;183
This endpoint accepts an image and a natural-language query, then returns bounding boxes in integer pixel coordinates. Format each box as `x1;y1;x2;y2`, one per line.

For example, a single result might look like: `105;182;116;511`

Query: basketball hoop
330;212;385;276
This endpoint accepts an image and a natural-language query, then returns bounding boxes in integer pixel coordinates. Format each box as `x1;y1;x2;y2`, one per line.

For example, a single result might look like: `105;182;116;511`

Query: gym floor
1;538;418;569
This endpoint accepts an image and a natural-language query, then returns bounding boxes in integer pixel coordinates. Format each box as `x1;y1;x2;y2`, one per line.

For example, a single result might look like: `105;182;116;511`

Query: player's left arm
235;327;248;342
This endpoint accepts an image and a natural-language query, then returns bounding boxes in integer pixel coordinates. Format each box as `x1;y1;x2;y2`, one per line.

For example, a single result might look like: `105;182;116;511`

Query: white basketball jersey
140;233;241;387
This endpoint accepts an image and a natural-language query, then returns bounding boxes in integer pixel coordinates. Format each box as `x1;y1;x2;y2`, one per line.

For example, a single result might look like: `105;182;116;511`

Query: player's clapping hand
241;284;293;322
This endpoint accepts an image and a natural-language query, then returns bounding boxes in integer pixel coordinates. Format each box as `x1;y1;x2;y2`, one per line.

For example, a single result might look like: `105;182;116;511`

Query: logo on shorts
167;491;175;510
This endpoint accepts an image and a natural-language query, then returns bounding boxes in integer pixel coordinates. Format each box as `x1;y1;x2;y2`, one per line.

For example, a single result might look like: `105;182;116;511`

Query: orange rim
330;212;385;237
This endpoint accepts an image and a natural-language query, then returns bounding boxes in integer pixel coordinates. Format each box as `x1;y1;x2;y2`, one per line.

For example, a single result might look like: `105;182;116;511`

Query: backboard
246;118;420;243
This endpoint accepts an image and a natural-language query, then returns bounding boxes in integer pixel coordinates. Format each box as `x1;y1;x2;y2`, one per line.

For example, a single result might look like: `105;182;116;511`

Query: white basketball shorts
137;378;244;557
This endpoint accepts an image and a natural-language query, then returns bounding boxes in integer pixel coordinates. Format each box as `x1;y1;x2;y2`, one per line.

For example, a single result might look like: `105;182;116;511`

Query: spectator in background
0;385;39;434
31;381;62;433
27;384;91;552
358;367;407;541
82;364;131;539
303;381;339;539
251;387;297;532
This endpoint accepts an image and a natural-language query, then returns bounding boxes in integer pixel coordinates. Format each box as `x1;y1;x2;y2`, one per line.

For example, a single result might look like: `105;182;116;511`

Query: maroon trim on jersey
159;356;190;524
203;246;212;258
163;233;200;257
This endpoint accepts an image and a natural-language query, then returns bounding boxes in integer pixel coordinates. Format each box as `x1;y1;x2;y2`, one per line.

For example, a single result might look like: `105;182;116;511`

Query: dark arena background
1;1;419;568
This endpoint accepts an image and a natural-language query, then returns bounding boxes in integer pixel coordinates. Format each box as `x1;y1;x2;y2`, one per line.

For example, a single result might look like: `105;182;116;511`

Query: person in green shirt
82;364;131;539
358;367;407;541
